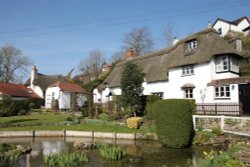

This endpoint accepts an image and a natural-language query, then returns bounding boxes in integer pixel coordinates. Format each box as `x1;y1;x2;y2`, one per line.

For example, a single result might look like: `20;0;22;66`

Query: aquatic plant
97;142;126;160
43;152;88;167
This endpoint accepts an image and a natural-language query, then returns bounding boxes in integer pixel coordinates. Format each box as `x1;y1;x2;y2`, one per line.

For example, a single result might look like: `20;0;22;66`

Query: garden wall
193;115;250;137
0;130;158;140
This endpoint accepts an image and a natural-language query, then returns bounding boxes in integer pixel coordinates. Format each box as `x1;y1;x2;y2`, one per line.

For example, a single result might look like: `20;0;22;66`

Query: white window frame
215;85;230;98
216;56;229;72
184;88;193;99
187;40;198;51
182;65;194;76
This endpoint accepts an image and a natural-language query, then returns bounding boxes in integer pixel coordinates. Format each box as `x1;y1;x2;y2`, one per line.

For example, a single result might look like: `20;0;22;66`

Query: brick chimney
125;48;135;60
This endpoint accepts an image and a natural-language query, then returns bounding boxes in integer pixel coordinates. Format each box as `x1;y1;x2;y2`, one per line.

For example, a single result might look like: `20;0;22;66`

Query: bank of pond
1;135;247;167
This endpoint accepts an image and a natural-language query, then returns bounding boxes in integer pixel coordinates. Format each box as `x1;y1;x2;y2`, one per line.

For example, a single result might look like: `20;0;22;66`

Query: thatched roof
25;73;65;91
104;28;241;88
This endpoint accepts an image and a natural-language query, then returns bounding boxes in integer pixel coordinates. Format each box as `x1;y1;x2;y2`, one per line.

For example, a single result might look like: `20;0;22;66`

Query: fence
195;102;242;116
193;115;250;137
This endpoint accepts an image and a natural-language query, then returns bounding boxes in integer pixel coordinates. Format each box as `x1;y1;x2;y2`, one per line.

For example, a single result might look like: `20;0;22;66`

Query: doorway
239;84;250;116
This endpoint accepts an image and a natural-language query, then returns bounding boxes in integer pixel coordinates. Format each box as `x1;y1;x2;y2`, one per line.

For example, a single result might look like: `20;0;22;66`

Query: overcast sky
0;0;249;78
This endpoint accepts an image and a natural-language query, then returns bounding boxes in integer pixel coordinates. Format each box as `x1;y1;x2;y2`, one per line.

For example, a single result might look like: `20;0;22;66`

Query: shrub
199;150;244;167
126;117;143;129
98;113;110;122
154;99;194;148
143;95;161;119
44;152;88;167
97;142;126;160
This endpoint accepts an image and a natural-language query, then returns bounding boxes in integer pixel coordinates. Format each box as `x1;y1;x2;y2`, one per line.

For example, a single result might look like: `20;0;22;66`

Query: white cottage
45;81;87;110
212;16;250;37
93;28;250;115
25;66;64;98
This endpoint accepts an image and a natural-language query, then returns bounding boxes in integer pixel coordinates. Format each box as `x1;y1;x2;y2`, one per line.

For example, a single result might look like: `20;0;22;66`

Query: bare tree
110;50;125;64
0;45;32;83
162;23;175;48
78;49;105;80
122;27;154;56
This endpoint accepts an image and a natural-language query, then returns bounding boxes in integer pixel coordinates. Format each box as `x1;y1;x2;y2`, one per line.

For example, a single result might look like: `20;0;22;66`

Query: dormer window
187;40;198;51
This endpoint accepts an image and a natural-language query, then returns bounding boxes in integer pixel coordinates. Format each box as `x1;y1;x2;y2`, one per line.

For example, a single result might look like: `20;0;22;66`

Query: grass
0;112;155;133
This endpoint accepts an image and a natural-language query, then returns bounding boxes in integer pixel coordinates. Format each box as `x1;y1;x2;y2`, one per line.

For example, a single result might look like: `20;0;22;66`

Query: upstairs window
182;65;194;76
215;86;230;98
187;40;198;51
216;56;229;72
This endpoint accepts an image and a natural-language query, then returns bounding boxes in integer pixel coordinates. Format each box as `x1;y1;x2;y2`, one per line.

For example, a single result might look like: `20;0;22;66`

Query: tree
78;49;105;81
121;61;145;116
0;45;32;83
162;23;175;48
122;27;154;57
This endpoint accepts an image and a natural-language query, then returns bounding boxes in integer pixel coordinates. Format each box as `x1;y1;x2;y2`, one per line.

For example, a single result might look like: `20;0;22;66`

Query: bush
98;113;110;122
126;117;143;129
143;95;161;119
0;97;43;117
154;99;194;148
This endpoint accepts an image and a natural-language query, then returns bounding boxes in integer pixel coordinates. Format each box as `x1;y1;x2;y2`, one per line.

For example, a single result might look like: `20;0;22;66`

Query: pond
0;137;220;167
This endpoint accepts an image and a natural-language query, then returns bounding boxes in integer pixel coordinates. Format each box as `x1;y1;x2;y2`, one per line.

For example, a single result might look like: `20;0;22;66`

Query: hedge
0;97;44;116
154;99;194;148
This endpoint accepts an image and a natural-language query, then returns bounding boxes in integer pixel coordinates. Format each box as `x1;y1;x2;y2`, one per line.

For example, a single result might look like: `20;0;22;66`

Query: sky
0;0;249;80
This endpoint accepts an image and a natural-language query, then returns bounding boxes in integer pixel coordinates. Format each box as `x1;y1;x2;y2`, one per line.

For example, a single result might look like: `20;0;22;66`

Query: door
239;84;250;115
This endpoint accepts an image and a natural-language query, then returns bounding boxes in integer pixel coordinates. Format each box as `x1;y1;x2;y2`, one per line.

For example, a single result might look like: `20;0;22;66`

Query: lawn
0;112;155;133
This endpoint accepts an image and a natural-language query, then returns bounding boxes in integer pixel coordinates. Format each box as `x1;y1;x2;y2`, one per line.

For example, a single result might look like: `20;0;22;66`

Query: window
182;65;194;76
187;40;198;51
218;28;222;35
151;92;164;99
184;88;193;98
215;86;230;98
216;56;229;72
52;92;55;100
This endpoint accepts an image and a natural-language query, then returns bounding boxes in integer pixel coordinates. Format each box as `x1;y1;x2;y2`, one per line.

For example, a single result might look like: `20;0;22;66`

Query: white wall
94;58;240;104
213;19;250;37
46;87;87;110
28;85;44;98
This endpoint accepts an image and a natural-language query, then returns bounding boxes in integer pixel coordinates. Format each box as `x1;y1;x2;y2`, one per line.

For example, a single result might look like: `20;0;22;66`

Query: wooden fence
195;102;242;116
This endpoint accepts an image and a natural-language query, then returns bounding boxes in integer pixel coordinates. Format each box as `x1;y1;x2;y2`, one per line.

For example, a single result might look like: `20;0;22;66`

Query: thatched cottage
93;28;250;115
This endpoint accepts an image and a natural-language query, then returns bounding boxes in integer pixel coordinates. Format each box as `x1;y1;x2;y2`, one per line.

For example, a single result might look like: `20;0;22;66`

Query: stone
16;145;32;154
73;141;96;149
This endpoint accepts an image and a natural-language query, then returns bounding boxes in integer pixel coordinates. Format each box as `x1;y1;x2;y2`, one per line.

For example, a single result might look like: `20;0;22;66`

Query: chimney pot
172;37;179;45
208;21;212;28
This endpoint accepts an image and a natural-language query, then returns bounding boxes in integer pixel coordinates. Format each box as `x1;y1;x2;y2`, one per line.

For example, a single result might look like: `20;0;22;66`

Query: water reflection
0;137;214;167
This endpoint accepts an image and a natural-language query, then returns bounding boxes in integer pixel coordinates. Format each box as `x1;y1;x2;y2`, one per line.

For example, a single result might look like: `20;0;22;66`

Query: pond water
0;137;220;167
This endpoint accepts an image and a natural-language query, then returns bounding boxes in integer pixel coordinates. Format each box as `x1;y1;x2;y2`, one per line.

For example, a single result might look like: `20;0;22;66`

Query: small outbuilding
45;81;87;110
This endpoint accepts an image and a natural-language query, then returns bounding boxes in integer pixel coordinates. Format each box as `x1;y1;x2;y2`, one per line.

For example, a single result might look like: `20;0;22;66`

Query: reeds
43;152;88;167
97;142;126;160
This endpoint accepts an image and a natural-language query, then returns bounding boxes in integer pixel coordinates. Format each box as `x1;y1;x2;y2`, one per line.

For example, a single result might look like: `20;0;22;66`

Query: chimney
125;48;135;60
172;37;179;45
30;65;37;88
208;21;212;28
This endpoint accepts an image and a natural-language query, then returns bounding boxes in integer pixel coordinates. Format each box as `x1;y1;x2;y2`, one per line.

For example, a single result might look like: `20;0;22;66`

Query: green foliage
193;131;216;145
143;95;161;119
154;99;194;148
225;118;238;126
0;143;21;167
211;127;223;136
44;152;88;167
0;97;44;117
98;113;110;122
199;150;244;167
242;34;250;50
121;61;145;116
97;142;126;160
